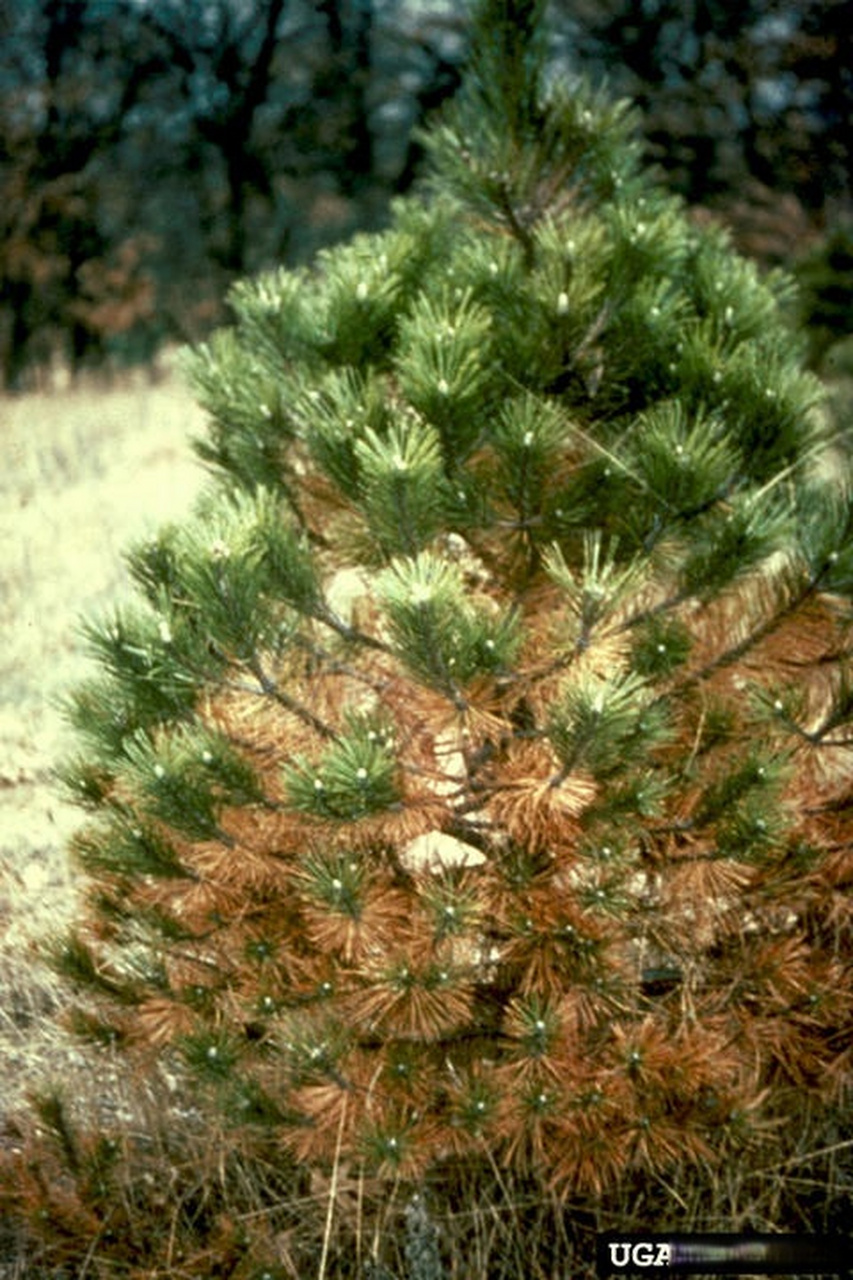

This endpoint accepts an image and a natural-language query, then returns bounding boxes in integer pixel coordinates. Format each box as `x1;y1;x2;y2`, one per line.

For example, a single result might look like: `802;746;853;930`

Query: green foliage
629;615;693;677
547;670;669;780
544;534;646;648
188;328;300;493
122;725;263;841
354;417;449;559
679;494;792;597
285;718;400;821
71;819;186;879
490;393;569;527
396;289;497;463
181;1029;243;1081
378;552;520;701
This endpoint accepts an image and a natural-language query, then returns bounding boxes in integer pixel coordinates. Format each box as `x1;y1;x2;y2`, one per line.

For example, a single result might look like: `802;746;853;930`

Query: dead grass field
1;372;207;1123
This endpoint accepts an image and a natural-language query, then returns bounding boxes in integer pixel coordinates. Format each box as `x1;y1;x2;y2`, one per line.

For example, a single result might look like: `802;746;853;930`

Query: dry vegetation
0;370;206;1123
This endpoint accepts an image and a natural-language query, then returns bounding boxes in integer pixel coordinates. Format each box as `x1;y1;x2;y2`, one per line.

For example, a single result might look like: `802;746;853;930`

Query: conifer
56;0;851;1205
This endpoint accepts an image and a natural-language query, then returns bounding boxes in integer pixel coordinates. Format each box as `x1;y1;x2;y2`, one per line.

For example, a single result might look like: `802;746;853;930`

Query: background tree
0;0;466;387
0;0;158;384
562;0;852;233
127;0;289;275
2;0;850;389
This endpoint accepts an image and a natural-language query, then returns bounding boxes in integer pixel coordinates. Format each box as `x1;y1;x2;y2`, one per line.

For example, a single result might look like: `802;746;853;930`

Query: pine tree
56;0;851;1205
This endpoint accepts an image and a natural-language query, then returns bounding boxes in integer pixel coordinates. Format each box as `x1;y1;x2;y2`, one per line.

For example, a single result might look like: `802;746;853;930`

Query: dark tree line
0;0;466;387
0;0;849;389
564;0;852;217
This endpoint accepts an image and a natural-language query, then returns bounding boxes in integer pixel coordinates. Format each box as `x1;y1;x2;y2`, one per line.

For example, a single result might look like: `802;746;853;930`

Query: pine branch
494;177;537;268
246;654;339;741
665;559;834;704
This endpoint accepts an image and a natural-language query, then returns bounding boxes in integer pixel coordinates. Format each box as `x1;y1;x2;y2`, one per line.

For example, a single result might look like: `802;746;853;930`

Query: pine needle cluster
53;0;851;1209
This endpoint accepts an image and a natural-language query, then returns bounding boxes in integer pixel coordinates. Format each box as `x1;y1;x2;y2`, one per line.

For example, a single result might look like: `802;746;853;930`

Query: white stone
401;830;486;873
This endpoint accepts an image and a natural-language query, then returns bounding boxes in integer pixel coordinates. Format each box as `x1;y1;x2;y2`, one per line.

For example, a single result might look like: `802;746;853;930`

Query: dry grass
0;369;207;1125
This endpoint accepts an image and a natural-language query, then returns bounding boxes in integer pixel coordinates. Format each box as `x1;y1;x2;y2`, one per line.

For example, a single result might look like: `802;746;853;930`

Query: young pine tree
58;0;851;1202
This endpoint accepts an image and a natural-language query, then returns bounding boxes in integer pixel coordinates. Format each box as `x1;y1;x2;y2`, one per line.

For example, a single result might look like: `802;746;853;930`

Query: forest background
2;0;852;391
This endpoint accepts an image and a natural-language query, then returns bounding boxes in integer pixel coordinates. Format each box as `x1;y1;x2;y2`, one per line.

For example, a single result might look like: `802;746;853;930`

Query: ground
0;369;206;1124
